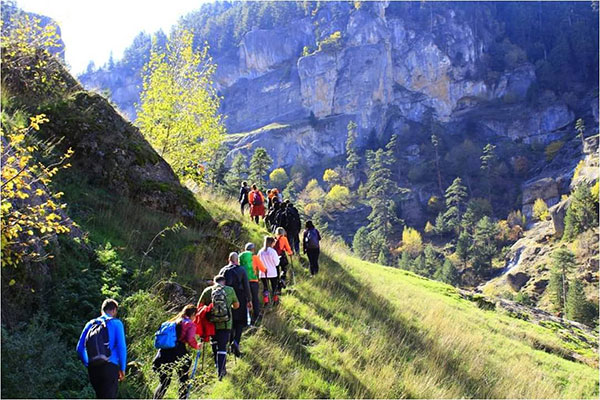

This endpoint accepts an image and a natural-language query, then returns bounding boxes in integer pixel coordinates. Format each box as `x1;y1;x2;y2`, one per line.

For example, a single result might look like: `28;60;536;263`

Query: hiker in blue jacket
76;299;127;399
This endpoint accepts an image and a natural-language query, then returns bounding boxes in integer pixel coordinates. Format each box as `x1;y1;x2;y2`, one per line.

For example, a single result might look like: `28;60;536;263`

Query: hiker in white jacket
257;236;280;305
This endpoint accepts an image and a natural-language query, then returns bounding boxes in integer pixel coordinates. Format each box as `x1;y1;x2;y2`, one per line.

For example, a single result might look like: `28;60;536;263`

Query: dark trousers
212;329;230;377
252;215;259;224
88;362;119;399
288;232;300;254
249;281;260;323
307;248;320;275
230;319;245;349
261;277;278;297
152;354;192;399
241;201;248;215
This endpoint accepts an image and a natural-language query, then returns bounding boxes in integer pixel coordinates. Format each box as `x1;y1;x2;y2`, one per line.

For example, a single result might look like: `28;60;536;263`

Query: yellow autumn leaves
1;115;74;266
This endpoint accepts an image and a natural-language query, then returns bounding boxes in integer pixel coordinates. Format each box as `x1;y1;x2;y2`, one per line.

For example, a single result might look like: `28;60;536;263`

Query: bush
324;185;351;211
1;313;92;399
544;140;564;161
401;227;423;257
532;198;549;221
318;31;342;53
269;168;289;190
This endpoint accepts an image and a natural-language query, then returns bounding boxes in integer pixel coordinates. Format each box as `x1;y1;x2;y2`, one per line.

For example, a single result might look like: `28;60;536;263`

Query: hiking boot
231;343;242;358
279;279;286;289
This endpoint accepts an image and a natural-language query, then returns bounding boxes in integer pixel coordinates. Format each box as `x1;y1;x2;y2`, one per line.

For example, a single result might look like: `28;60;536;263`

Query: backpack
223;265;244;291
154;321;178;349
85;318;112;366
252;192;263;206
287;207;301;232
209;285;230;323
306;229;320;249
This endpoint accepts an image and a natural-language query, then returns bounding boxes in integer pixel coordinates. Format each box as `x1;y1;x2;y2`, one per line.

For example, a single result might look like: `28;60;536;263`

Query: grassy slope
190;195;598;399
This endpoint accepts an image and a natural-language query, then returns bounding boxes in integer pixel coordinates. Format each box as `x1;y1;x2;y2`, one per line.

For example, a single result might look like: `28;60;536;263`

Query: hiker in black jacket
284;201;302;254
218;252;252;357
239;182;250;215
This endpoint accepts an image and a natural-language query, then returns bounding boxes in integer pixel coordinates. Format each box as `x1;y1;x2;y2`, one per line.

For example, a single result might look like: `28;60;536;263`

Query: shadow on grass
234;253;502;398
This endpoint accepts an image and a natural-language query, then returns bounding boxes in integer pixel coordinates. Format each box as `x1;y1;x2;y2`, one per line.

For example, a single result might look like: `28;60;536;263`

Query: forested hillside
1;2;599;399
79;1;599;316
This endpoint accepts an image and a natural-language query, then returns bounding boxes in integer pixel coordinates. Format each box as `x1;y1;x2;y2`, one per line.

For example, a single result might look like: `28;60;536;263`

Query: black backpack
85;318;112;366
223;265;243;292
287;207;301;232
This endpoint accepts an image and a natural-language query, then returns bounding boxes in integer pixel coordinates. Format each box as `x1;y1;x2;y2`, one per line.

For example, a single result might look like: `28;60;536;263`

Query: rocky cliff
214;2;592;159
78;1;599;228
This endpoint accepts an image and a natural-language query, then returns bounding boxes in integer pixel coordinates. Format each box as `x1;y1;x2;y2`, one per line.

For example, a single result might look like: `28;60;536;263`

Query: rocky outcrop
521;177;560;219
219;2;583;169
549;197;571;237
42;91;204;219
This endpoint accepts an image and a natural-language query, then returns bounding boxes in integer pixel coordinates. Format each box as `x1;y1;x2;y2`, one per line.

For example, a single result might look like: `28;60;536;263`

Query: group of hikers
76;182;323;398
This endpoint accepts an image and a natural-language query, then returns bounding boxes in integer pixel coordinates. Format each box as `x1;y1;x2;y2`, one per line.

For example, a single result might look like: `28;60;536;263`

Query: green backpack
210;285;230;323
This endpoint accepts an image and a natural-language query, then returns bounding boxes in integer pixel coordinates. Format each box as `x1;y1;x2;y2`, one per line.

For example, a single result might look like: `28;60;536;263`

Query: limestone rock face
239;18;314;76
521;177;560;219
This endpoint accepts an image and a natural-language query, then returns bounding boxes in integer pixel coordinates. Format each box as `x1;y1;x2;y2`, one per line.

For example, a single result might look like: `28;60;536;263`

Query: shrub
324;185;351;211
532;198;549;221
507;210;526;228
318;31;342;53
572;159;585;180
591;181;599;203
544;140;564;161
323;169;340;186
1;313;92;398
269;168;289;189
401;227;423;257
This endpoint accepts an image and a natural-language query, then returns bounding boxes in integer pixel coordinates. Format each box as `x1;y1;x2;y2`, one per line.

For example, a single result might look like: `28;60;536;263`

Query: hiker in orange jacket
248;184;265;224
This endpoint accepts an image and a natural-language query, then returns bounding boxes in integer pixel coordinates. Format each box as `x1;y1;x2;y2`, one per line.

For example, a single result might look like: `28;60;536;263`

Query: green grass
177;195;599;399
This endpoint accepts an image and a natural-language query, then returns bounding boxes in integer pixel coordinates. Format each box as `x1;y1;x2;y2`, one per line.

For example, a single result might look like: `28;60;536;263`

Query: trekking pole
201;340;206;372
186;348;202;398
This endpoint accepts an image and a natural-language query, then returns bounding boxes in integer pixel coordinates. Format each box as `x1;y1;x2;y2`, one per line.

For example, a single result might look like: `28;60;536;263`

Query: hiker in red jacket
248;184;266;224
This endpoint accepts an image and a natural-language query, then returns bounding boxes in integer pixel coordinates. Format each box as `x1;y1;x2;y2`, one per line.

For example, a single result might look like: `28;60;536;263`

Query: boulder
507;272;530;291
533;279;549;294
521;177;559;218
549;197;572;237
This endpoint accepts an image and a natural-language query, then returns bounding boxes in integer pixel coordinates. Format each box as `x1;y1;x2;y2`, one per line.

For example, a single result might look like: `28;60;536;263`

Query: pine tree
378;246;393;266
248;147;273;189
440;258;459;286
352;226;372;260
431;134;443;194
575;118;586;151
480;143;497;200
470;216;499;273
398;251;412;271
346;121;360;174
549;247;576;312
424;244;440;277
565;280;588;323
563;184;599;241
365;149;401;239
443;177;468;235
225;153;248;193
412;255;427;276
456;231;471;268
206;145;228;187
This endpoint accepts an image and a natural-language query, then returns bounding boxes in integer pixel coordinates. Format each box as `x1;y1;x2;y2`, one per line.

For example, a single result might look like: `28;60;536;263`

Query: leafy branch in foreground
1;114;74;266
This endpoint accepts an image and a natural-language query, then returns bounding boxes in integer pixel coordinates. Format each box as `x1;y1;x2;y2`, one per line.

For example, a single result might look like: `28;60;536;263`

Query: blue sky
15;0;211;75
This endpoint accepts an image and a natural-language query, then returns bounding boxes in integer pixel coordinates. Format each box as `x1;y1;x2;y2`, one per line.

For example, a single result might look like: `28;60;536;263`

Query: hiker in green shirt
197;275;239;380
